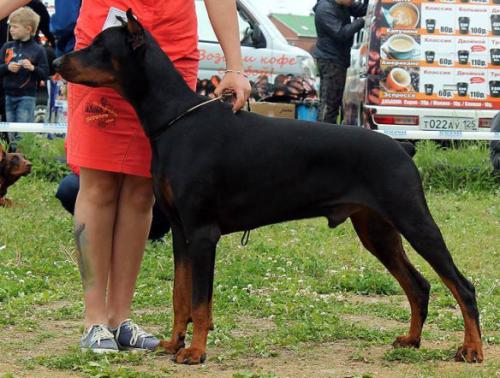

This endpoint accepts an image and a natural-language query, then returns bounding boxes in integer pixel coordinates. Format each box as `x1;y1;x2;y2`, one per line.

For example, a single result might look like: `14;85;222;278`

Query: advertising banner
370;0;500;109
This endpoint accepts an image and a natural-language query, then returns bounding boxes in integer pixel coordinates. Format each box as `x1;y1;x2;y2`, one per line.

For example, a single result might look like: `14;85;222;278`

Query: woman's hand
0;0;30;20
204;0;251;112
215;71;251;112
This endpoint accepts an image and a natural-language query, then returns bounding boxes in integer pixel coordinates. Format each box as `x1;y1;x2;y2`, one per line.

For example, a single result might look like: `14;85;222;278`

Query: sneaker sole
81;347;119;354
119;346;157;353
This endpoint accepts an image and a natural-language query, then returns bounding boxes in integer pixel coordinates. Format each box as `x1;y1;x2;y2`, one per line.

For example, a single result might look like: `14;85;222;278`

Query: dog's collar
149;93;234;141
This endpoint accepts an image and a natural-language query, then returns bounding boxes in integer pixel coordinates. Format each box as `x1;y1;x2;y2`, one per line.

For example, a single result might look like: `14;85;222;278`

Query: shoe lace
127;321;152;346
90;325;114;347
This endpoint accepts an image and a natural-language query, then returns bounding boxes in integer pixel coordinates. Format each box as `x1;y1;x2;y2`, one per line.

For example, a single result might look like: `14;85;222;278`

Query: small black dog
53;10;483;365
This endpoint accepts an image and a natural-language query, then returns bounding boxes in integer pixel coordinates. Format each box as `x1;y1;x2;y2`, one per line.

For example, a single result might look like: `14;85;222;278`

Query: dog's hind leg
173;224;220;365
160;225;192;354
392;206;483;363
351;208;431;349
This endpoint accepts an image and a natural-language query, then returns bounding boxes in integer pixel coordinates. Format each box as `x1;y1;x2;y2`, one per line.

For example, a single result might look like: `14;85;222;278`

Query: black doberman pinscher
53;10;483;365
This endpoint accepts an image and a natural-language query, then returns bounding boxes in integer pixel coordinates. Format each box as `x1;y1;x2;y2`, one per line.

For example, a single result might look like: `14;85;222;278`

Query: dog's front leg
160;225;192;354
173;224;220;365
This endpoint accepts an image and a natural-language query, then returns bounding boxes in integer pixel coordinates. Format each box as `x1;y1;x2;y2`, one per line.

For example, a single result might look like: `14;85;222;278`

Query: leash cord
241;230;251;246
167;94;228;127
150;92;252;141
150;93;230;140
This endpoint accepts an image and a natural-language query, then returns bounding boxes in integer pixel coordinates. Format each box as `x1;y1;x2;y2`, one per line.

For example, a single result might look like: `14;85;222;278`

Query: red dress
67;0;199;177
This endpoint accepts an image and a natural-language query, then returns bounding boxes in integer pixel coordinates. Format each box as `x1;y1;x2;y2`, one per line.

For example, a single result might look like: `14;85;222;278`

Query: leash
150;92;252;141
150;92;233;141
240;230;251;246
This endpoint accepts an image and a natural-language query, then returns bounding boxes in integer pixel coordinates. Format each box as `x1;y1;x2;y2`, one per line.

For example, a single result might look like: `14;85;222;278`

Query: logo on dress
84;97;118;128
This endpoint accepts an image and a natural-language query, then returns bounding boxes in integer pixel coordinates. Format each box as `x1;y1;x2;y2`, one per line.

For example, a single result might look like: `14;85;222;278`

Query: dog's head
0;144;32;191
53;9;146;95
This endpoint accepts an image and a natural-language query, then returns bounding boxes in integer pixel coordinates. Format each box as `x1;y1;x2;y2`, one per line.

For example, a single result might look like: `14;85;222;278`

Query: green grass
0;139;498;376
414;141;498;192
16;134;70;181
383;347;456;363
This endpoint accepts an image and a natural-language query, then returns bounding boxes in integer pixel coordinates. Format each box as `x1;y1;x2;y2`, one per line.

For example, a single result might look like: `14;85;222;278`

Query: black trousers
317;59;347;124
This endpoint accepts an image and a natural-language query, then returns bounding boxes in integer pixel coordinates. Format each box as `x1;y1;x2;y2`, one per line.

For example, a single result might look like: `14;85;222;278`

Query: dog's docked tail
399;141;416;158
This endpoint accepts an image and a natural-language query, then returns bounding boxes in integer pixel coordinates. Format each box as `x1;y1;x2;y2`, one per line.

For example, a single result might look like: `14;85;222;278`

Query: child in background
0;7;48;151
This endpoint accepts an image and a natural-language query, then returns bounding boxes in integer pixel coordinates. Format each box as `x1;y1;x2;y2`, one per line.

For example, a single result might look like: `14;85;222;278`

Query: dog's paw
392;335;420;348
173;347;206;365
455;343;483;363
159;337;185;354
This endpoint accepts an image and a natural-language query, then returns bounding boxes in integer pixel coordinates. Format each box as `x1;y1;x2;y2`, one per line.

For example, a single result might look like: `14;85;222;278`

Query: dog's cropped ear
125;9;145;51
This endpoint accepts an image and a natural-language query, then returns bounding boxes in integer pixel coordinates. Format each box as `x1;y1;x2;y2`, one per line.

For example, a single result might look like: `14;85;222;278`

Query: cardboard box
250;102;296;119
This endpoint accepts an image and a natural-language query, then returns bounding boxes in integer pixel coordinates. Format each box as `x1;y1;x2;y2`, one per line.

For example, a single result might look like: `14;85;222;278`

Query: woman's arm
204;0;251;112
0;0;30;20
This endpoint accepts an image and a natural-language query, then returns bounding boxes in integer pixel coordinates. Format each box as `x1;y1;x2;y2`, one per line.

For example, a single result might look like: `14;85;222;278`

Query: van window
195;0;253;44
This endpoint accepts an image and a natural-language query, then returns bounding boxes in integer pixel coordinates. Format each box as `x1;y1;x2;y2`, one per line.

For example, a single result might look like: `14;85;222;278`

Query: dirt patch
231;316;277;338
347;294;404;306
138;341;500;378
0;335;499;378
0;362;81;378
0;310;498;377
340;313;405;332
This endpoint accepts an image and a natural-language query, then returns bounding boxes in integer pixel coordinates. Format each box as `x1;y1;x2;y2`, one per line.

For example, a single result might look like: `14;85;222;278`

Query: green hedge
16;134;70;182
414;140;498;192
9;135;499;192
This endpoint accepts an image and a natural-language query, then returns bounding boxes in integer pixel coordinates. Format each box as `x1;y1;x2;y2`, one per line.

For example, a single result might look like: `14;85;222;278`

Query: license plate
421;117;478;131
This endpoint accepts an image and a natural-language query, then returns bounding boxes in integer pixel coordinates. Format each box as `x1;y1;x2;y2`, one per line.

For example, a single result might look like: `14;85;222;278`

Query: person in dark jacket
27;0;55;47
0;7;48;150
0;18;7;124
50;0;81;57
56;169;171;242
313;0;368;124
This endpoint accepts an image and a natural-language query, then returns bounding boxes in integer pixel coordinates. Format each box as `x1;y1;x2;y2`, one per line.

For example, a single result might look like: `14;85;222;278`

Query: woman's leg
106;174;154;327
74;167;122;328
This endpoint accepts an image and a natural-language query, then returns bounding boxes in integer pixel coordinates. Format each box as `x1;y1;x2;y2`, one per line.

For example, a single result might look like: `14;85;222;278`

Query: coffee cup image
425;50;435;64
491;49;500;66
492;15;500;36
424;84;434;95
458;17;470;34
426;19;436;33
387;68;412;91
388;3;420;29
490;81;500;98
458;50;469;65
457;82;468;97
386;34;417;59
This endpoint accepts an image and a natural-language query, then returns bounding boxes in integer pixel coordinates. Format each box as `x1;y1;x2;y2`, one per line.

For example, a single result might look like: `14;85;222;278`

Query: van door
195;0;273;81
343;16;372;126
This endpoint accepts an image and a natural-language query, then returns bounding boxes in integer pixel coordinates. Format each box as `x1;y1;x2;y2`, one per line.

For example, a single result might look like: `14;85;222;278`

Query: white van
343;0;500;132
43;0;316;82
195;0;317;82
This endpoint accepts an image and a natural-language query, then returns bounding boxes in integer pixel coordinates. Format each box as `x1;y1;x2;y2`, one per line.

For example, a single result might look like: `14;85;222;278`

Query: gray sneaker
113;319;160;352
80;324;119;354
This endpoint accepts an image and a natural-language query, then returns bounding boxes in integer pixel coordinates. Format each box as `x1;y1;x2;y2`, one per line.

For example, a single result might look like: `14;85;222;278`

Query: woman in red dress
1;0;251;353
